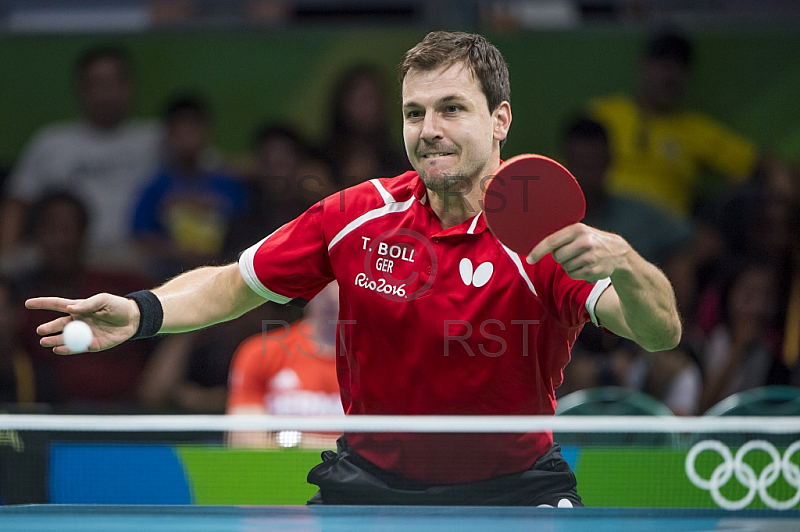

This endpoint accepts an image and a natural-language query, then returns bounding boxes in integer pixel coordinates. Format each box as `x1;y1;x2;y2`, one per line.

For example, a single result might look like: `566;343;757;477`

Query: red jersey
239;171;610;484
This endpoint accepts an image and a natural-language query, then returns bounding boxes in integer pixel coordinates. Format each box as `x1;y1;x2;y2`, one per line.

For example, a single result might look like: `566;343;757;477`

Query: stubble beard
419;171;471;194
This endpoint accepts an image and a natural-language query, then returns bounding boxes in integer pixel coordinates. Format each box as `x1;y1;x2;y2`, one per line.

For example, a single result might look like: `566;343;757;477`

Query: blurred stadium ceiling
1;0;800;33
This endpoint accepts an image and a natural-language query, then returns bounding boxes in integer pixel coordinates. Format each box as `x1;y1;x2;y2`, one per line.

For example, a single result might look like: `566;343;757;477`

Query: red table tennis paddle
482;154;585;255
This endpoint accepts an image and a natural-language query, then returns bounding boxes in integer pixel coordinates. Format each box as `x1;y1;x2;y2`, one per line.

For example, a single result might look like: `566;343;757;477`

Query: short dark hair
162;95;209;122
75;45;131;79
717;258;777;326
399;31;511;113
563;117;609;145
644;30;694;68
252;124;305;151
30;191;90;235
331;64;388;135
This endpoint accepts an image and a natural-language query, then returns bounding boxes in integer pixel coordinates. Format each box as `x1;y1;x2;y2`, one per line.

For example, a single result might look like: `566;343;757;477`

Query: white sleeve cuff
237;237;293;304
585;277;612;327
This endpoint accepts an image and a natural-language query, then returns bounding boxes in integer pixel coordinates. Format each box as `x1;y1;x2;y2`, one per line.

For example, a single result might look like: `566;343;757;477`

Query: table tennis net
0;414;798;510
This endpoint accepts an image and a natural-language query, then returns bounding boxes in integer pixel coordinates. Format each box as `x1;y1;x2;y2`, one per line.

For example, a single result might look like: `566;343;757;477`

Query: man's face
166;114;208;167
563;138;610;198
343;74;384;135
37;201;85;272
402;63;506;192
257;136;301;181
78;57;132;128
639;57;689;113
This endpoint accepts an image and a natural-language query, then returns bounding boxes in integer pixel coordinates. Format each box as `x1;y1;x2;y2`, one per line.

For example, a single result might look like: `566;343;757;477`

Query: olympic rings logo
685;440;800;510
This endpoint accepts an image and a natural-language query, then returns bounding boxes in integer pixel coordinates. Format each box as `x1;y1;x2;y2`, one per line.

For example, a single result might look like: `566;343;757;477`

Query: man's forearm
153;263;264;334
610;254;682;352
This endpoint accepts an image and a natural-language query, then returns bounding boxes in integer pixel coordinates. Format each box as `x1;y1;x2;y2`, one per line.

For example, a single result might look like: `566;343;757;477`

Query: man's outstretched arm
26;262;264;355
528;223;682;352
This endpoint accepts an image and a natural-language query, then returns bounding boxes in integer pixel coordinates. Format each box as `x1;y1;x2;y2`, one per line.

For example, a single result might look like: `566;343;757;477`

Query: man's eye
445;105;460;113
406;110;422;119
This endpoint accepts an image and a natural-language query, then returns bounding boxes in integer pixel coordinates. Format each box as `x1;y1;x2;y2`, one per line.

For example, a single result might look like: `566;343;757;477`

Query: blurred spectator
0;276;56;405
16;192;155;409
705;178;798;267
562;117;693;266
786;163;800;380
137;328;232;414
137;304;302;414
323;64;408;188
559;321;702;415
588;30;764;219
227;282;342;448
132;95;248;282
0;46;161;271
787;256;800;386
223;124;333;259
625;348;702;416
558;326;638;397
139;126;330;413
136;304;304;414
557;117;704;414
699;260;788;412
0;166;9;202
693;177;798;334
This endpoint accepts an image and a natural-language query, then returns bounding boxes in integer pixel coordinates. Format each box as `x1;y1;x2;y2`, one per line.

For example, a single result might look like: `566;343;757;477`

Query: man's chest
329;213;544;326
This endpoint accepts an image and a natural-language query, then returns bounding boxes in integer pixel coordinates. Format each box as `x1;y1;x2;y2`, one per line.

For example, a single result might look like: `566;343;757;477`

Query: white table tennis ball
63;320;93;353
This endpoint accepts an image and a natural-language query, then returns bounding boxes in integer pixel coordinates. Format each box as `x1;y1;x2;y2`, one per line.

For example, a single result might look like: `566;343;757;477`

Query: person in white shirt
0;46;161;271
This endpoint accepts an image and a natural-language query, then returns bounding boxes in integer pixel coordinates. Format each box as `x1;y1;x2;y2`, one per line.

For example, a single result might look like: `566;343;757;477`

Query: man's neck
427;175;490;230
428;156;500;229
427;191;473;229
173;157;203;177
636;93;677;116
85;118;126;132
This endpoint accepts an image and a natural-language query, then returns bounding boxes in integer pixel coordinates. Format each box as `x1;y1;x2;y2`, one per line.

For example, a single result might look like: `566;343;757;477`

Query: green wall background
2;28;799;170
178;444;800;508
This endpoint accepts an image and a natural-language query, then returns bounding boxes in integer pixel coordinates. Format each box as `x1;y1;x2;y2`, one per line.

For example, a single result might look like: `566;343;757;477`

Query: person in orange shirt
227;282;342;448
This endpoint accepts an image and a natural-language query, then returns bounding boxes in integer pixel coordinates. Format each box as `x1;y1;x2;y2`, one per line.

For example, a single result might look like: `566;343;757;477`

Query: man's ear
492;101;512;143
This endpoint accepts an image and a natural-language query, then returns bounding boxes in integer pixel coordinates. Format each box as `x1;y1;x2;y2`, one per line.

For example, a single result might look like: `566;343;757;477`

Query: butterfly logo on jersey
459;258;493;287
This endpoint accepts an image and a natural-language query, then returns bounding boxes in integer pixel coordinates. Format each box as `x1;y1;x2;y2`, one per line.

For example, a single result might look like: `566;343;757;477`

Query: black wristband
125;290;164;340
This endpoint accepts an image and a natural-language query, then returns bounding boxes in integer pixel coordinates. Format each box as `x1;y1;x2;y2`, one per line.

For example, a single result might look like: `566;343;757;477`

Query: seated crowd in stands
1;32;799;416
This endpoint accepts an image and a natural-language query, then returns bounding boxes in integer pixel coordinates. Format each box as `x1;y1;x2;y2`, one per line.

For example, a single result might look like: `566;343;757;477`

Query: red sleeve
238;182;391;304
527;254;607;329
238;201;335;303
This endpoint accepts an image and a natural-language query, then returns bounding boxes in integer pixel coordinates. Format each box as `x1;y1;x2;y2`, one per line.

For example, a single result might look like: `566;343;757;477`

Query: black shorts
306;436;582;506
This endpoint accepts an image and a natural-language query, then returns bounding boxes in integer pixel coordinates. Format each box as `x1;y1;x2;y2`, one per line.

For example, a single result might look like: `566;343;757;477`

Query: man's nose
420;112;443;142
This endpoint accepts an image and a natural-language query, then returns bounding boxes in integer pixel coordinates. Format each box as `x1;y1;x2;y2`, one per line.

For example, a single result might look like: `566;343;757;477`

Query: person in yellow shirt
589;30;758;218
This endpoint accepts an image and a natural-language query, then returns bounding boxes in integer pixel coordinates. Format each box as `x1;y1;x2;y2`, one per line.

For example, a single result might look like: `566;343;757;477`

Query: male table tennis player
27;31;681;506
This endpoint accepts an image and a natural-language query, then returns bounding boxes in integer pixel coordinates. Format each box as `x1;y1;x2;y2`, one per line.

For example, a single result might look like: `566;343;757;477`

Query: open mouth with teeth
421;153;455;159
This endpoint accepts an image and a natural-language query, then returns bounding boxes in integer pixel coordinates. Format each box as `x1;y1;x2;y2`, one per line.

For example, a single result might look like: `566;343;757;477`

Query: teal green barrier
49;441;800;509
